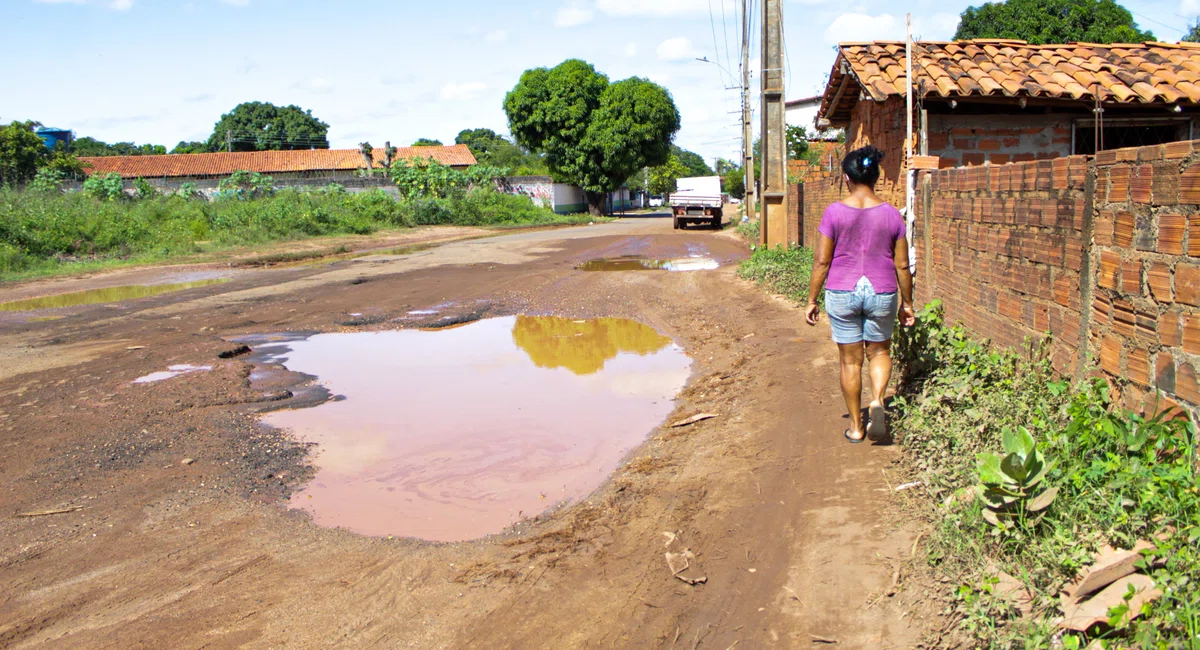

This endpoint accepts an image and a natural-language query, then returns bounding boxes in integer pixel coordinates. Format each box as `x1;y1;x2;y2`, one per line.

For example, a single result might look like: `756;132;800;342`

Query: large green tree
205;102;330;152
505;59;681;214
171;141;210;154
412;138;443;147
1184;21;1200;43
671;145;713;177
455;128;549;175
71;136;166;157
954;0;1153;44
0;121;50;185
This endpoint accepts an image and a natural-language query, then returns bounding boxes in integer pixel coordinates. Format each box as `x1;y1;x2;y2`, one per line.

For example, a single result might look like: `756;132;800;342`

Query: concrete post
759;0;788;247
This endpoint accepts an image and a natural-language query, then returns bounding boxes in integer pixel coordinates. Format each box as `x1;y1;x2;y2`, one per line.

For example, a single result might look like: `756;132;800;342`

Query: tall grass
0;185;564;279
736;245;815;304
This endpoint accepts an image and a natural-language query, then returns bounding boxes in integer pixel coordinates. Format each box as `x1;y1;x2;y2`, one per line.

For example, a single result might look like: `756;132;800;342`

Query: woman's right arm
894;236;916;327
805;234;834;326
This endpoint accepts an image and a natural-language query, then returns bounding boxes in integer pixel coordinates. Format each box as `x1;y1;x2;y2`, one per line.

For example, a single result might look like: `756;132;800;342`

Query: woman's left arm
805;234;834;326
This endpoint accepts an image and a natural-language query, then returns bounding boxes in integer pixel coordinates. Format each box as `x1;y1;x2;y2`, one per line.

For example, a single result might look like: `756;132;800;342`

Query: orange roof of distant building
820;40;1200;125
80;145;477;178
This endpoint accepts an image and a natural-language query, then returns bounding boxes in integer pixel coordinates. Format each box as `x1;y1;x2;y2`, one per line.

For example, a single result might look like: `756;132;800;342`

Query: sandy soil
0;214;937;648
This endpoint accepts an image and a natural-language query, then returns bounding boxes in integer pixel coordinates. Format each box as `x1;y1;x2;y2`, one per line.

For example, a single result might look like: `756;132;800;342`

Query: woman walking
804;146;915;443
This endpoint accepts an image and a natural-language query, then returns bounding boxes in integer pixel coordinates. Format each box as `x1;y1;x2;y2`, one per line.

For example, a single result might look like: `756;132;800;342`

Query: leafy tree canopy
205;102;330;152
454;128;550;175
1184;21;1200;42
171;141;210;154
71;136;166;157
954;0;1153;44
648;156;689;196
505;59;681;213
0;120;50;186
412;138;444;147
671;145;713;177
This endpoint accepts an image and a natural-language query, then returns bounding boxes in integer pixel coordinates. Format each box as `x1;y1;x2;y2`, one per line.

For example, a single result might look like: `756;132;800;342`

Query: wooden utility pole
759;0;787;247
742;0;755;222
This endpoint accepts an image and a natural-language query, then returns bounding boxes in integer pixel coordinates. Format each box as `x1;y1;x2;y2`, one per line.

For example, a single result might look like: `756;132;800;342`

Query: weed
891;304;1200;648
736;245;814;304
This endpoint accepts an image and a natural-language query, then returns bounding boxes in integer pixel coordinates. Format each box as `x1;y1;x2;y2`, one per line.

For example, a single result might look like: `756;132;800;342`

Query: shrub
133;178;159;200
736;245;814;303
28;169;65;194
82;173;125;201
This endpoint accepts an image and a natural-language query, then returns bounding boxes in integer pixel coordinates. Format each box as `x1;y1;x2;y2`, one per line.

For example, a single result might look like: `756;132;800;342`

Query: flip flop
844;429;865;444
867;403;886;439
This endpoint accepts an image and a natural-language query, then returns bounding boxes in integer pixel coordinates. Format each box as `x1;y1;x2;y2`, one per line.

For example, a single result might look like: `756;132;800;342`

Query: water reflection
0;279;230;311
511;315;671;375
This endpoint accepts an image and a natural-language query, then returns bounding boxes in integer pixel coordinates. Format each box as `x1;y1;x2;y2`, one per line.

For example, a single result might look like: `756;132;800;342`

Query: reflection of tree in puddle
511;316;672;375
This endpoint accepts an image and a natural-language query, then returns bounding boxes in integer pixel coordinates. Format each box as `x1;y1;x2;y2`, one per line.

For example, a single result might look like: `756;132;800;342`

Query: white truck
669;176;723;230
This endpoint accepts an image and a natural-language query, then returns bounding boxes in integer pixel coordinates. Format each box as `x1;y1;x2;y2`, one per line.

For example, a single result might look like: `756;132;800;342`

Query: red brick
1178;264;1200;306
1181;163;1200;204
1098;250;1121;289
1190;215;1200;257
1156;353;1176;393
1128;347;1151;386
1109;165;1131;203
1138;144;1165;162
1177;361;1200;405
1012;153;1037;163
1164;140;1193;159
1116;146;1140;163
977;138;1002;151
1131;165;1153;204
928;132;949;150
1185;315;1200;355
1100;335;1122;376
1113;301;1137;337
1095;150;1119;166
1159;214;1185;255
1093;296;1112;326
963;152;986;167
1094;210;1115;246
991;154;1013;165
1114;212;1135;247
1121;259;1142;296
1152;163;1180;205
1147;263;1173;302
1161;309;1183;346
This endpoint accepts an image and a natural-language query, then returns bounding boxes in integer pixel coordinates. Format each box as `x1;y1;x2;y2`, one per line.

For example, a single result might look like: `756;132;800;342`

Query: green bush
891;304;1200;648
82;173;125;201
736;245;814;304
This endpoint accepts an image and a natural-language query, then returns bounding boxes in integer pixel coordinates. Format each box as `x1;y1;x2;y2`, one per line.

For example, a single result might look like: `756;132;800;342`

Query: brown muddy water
577;255;720;272
0;278;230;311
247;316;691;542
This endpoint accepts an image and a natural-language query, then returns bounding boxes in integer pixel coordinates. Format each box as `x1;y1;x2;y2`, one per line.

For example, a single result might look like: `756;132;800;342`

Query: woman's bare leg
838;343;866;439
864;340;892;408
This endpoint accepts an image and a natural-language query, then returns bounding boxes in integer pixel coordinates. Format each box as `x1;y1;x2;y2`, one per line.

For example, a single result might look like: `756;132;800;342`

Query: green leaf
977;453;1006;484
1001;452;1029;482
1026;486;1058;512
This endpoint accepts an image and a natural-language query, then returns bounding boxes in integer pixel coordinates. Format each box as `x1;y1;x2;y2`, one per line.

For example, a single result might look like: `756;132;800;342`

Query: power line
708;0;731;88
720;0;734;82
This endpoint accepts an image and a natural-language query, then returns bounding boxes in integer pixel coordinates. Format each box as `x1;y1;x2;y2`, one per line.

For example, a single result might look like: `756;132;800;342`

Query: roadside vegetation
892;302;1199;648
734;222;817;304
0;160;586;280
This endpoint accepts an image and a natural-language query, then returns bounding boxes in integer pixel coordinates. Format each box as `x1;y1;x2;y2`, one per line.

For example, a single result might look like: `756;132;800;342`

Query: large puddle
250;316;690;542
0;278;229;311
578;256;720;272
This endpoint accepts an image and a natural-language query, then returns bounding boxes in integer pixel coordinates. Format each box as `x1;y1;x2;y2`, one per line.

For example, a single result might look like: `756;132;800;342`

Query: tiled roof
820;40;1200;125
80;145;477;178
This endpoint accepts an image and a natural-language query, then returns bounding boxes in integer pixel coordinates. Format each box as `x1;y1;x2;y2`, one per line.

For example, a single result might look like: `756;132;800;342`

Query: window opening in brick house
1073;118;1194;155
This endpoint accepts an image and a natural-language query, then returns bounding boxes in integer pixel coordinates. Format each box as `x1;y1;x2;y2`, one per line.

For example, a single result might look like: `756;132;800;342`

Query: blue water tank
36;127;73;151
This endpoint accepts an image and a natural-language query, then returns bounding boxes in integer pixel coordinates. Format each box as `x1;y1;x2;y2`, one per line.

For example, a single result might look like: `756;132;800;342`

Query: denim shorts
825;276;899;344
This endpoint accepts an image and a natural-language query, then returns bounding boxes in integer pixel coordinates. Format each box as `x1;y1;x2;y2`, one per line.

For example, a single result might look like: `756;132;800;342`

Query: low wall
799;140;1200;418
62;175;400;199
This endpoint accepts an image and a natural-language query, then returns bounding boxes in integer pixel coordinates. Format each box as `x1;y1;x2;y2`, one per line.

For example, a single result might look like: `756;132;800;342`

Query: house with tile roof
815;40;1200;199
79;144;477;181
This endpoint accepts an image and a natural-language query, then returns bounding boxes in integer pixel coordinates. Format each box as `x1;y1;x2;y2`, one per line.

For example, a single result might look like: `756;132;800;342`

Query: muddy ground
0;214;938;648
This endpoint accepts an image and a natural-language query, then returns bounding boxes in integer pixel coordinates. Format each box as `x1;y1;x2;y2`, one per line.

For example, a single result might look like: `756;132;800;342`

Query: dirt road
0;215;928;648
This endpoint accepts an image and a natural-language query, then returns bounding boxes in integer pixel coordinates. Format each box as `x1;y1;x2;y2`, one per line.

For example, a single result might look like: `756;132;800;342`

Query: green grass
736;244;814;304
0;185;571;281
891;302;1200;649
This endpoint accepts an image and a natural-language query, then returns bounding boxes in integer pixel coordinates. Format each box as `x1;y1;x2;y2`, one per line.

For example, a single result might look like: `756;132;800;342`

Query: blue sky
1;0;1194;165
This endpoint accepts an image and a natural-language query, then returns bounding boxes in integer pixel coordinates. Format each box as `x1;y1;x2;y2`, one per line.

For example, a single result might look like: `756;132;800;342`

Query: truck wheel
673;215;681;230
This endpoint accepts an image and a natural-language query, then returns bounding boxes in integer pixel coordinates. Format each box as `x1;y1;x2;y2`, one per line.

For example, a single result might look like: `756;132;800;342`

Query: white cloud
1182;0;1200;16
440;82;487;101
657;37;699;61
823;12;899;44
624;42;638;57
484;29;507;43
597;0;735;17
219;0;249;5
554;6;593;27
32;0;87;4
109;0;132;10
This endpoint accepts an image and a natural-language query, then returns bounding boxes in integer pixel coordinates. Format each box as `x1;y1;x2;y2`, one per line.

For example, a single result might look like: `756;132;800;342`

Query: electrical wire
708;0;731;88
720;0;734;80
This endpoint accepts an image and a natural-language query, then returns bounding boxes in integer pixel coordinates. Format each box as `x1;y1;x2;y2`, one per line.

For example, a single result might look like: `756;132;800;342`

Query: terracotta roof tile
80;145;477;178
819;40;1200;125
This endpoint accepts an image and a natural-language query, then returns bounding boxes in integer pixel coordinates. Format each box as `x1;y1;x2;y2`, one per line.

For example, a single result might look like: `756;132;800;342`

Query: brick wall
929;114;1073;168
1087;141;1200;416
914;156;1091;374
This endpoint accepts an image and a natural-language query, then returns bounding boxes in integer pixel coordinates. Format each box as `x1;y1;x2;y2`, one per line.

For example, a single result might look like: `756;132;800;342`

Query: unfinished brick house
812;40;1200;211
